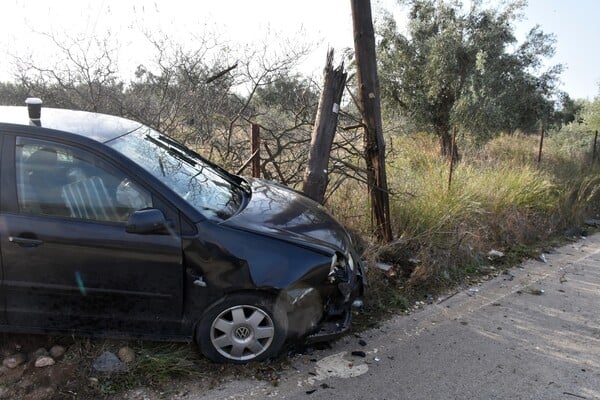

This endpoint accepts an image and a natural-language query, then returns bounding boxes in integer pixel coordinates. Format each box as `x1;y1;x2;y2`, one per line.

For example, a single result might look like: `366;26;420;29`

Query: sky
0;0;598;100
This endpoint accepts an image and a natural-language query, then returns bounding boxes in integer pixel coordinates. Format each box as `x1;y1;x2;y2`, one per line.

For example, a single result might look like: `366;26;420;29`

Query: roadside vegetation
0;0;599;398
329;126;600;321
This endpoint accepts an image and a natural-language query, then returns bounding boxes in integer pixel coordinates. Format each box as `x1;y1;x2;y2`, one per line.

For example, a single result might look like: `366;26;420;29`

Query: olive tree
378;0;561;157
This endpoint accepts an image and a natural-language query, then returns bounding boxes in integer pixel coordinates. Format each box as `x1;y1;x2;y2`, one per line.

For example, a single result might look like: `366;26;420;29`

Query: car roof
0;106;143;143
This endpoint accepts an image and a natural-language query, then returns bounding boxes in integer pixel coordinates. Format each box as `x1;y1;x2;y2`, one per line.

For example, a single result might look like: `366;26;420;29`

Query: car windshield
107;127;244;220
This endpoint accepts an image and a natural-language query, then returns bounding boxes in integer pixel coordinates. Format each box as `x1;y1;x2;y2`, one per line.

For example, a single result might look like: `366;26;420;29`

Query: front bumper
296;257;366;343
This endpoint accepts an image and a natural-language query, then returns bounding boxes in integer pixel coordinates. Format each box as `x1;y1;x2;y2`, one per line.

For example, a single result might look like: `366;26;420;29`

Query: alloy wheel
210;304;275;361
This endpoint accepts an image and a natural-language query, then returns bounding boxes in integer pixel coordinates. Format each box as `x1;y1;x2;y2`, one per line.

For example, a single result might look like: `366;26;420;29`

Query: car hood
222;178;350;255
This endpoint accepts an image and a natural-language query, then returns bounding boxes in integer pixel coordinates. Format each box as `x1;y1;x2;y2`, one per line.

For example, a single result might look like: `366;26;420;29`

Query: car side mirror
126;208;168;234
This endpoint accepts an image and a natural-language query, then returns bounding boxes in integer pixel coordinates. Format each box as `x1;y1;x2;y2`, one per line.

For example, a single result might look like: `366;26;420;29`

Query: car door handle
9;236;44;247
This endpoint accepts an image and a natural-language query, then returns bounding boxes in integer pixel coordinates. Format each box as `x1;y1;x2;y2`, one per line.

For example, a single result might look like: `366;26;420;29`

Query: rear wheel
196;294;287;363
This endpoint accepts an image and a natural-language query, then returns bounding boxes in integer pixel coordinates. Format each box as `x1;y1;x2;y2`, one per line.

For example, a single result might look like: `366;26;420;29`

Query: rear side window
15;137;152;222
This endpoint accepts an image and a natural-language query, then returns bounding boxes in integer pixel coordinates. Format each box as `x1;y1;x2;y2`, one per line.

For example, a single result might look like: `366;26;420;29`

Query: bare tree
11;31;124;114
3;25;368;206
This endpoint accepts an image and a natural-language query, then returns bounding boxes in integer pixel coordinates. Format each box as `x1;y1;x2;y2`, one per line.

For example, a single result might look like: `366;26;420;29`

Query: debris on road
487;249;505;260
502;270;515;281
560;273;568;283
524;287;544;295
307;352;368;385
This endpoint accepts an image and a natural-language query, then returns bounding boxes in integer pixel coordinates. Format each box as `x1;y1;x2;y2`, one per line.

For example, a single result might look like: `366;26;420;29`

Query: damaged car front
283;247;365;343
220;178;367;344
108;127;366;363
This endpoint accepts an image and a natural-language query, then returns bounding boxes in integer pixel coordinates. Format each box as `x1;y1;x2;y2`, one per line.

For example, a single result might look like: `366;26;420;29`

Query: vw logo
234;326;251;340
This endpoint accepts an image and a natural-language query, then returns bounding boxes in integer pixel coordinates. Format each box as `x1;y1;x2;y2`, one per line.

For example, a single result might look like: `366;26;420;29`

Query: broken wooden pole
302;49;347;204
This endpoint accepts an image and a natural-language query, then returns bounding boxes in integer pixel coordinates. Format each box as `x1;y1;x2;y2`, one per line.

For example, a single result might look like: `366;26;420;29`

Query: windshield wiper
158;134;199;158
145;135;197;166
151;133;250;196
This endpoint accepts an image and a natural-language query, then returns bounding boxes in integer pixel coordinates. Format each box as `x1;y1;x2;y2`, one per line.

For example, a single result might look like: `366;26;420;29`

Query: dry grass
329;130;600;291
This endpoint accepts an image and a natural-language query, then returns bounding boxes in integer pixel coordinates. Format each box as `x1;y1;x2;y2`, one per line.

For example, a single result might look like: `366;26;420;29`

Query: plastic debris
487;249;505;260
375;263;393;272
375;262;397;278
538;254;547;263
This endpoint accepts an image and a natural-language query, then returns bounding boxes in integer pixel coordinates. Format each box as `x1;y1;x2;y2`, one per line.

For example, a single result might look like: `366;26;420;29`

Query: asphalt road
129;233;600;400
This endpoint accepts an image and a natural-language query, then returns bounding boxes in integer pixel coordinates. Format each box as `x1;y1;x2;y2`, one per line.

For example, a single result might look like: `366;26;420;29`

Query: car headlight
347;252;355;272
328;253;352;284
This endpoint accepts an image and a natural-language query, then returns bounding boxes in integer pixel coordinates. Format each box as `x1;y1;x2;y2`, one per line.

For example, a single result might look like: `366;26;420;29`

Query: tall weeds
329;131;600;288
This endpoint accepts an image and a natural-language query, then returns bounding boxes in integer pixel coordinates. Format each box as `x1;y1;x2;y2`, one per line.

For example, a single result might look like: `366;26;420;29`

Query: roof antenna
25;97;43;126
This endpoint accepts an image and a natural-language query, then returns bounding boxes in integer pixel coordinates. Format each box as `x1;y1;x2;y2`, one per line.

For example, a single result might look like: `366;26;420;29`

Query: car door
0;135;184;336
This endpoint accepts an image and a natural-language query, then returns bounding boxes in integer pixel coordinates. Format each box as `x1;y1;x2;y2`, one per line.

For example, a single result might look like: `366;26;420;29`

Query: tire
196;293;288;364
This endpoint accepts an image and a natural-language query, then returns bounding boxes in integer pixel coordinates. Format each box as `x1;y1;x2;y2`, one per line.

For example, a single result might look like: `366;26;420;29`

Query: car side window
15;137;152;222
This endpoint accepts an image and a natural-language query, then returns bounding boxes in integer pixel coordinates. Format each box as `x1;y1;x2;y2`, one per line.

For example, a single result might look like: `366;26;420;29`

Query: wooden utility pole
350;0;393;242
303;49;347;204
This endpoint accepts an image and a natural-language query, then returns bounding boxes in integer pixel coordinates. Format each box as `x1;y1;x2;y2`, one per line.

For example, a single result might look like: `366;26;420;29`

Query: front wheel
196;294;288;363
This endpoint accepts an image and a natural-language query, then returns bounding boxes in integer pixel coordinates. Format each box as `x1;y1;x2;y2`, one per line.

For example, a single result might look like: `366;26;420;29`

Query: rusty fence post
593;130;598;166
448;127;457;191
537;126;544;165
251;123;260;178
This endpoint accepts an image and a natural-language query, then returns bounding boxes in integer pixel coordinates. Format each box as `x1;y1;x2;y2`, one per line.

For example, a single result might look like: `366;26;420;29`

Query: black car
0;99;365;363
